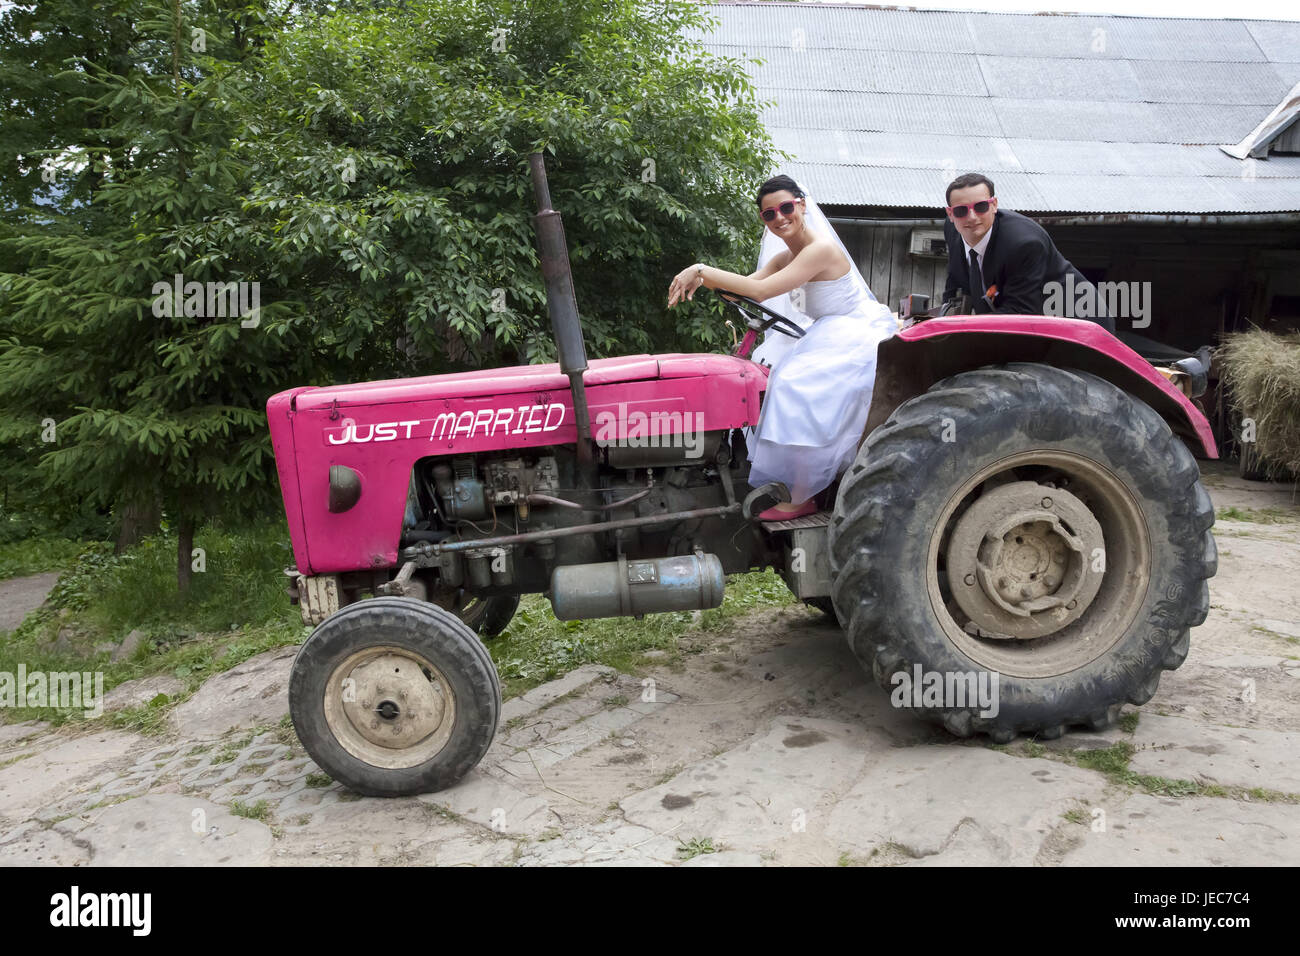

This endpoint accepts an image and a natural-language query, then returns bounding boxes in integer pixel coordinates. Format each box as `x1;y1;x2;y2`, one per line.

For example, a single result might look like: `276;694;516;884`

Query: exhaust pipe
529;153;595;481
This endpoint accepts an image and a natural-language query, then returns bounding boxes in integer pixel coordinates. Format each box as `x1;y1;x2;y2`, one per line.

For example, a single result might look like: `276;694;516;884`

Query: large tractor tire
289;597;500;796
828;364;1216;742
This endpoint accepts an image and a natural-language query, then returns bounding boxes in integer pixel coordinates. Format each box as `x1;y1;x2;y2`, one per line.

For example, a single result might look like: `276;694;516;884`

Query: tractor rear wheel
289;597;500;795
458;594;522;639
829;363;1216;742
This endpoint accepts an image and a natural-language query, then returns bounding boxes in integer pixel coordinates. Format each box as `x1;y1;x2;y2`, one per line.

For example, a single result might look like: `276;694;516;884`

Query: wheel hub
339;652;447;751
948;481;1105;639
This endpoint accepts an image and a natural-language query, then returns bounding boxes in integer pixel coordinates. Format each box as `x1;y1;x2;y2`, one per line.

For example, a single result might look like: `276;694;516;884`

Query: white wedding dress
746;206;897;504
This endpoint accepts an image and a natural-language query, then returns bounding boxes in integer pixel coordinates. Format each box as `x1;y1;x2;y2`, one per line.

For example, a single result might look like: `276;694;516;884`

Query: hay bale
1218;329;1300;478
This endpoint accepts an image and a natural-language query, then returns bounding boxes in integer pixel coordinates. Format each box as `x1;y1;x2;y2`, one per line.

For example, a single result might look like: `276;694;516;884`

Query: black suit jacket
943;209;1114;333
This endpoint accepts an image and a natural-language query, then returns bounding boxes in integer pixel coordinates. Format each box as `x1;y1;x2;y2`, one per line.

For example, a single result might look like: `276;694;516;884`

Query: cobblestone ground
1;463;1296;866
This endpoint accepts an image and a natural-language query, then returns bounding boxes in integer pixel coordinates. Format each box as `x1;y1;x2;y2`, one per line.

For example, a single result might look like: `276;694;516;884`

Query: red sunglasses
947;198;995;218
760;200;799;222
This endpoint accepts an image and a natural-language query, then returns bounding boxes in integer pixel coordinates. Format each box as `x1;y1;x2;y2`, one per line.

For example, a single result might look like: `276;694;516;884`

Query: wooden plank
869;225;892;301
887;226;911;309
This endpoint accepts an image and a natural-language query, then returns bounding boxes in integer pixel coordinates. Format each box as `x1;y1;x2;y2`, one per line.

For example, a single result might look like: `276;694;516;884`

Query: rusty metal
525;490;651;511
399;502;742;558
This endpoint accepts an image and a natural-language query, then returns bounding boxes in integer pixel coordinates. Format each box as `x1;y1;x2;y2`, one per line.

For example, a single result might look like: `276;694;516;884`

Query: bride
667;174;897;520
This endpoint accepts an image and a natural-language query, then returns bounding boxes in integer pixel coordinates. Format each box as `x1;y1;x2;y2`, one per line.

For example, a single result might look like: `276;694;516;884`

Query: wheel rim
926;450;1151;679
322;645;456;769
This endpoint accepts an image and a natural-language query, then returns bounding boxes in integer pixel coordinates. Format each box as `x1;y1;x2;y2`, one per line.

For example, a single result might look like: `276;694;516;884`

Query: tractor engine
400;431;758;619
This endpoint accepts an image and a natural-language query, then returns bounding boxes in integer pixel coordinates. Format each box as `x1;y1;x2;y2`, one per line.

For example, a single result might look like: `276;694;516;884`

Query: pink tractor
267;156;1217;796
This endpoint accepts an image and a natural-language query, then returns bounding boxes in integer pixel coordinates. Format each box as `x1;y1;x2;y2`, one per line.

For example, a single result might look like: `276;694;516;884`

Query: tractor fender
864;316;1217;458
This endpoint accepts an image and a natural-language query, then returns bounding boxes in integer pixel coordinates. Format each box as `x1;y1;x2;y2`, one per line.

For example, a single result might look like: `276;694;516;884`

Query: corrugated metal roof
702;3;1300;213
761;92;1269;147
978;56;1144;102
1100;17;1269;62
771;129;1300;180
1245;21;1300;63
1130;61;1291;105
690;6;978;53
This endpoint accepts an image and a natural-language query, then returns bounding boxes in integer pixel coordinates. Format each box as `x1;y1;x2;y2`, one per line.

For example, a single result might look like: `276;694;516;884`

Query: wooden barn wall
832;220;948;313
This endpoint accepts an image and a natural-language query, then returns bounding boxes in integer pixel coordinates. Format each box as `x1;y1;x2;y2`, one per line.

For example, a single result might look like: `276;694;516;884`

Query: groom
942;173;1115;333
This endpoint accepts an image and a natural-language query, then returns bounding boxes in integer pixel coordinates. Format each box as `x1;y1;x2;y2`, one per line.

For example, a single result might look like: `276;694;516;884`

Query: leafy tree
233;0;778;369
0;0;297;584
0;0;778;589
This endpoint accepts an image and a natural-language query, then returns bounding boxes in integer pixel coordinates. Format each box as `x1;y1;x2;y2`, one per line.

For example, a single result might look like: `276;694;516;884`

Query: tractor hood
266;352;767;575
289;353;758;412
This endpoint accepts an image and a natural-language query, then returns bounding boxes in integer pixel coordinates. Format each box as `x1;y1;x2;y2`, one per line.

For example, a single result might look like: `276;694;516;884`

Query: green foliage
235;0;777;367
44;519;296;632
0;536;96;581
0;519;303;724
229;799;270;820
0;0;777;590
488;568;797;696
676;836;717;860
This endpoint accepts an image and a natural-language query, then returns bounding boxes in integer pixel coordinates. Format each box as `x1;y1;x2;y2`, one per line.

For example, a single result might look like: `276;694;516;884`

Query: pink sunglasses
947;198;996;218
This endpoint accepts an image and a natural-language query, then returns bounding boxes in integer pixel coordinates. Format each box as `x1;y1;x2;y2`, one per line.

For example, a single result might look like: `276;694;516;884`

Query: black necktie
968;248;983;296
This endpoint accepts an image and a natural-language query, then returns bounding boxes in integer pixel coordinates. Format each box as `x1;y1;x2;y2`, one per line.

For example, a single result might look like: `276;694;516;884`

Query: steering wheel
708;287;806;339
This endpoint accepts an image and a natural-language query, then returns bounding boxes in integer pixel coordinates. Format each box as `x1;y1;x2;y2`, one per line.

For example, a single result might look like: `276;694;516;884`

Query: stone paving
0;463;1297;866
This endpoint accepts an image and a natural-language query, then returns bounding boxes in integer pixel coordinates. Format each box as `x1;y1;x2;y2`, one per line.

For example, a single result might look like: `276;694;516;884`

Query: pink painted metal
268;354;767;574
268;314;1217;577
897;315;1219;458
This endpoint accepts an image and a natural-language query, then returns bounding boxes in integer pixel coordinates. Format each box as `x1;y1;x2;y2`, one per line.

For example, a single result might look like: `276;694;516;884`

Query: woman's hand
667;263;705;308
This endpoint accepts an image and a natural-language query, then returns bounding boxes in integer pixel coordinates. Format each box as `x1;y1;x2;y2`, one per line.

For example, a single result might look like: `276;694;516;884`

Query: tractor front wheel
289;597;500;796
829;364;1216;741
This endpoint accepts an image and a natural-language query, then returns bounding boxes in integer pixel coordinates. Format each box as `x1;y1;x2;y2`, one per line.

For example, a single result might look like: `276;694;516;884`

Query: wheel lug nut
1041;497;1053;508
1067;599;1078;610
963;573;975;586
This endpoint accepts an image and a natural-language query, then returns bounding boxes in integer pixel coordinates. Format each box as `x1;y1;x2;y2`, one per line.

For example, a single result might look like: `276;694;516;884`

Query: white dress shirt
962;220;995;294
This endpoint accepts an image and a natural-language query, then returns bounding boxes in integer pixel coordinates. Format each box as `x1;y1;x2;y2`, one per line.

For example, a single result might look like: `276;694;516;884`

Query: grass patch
0;536;94;581
0;751;34;771
1251;625;1299;646
676;837;717;861
1216;506;1298;524
229;799;270;821
106;697;175;736
0;519;307;726
1118;711;1140;734
487;569;797;698
1070;741;1300;802
305;772;332;789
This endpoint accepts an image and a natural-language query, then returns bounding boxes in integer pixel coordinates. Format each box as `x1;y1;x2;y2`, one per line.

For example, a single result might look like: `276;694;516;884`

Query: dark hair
757;174;805;207
945;173;995;206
